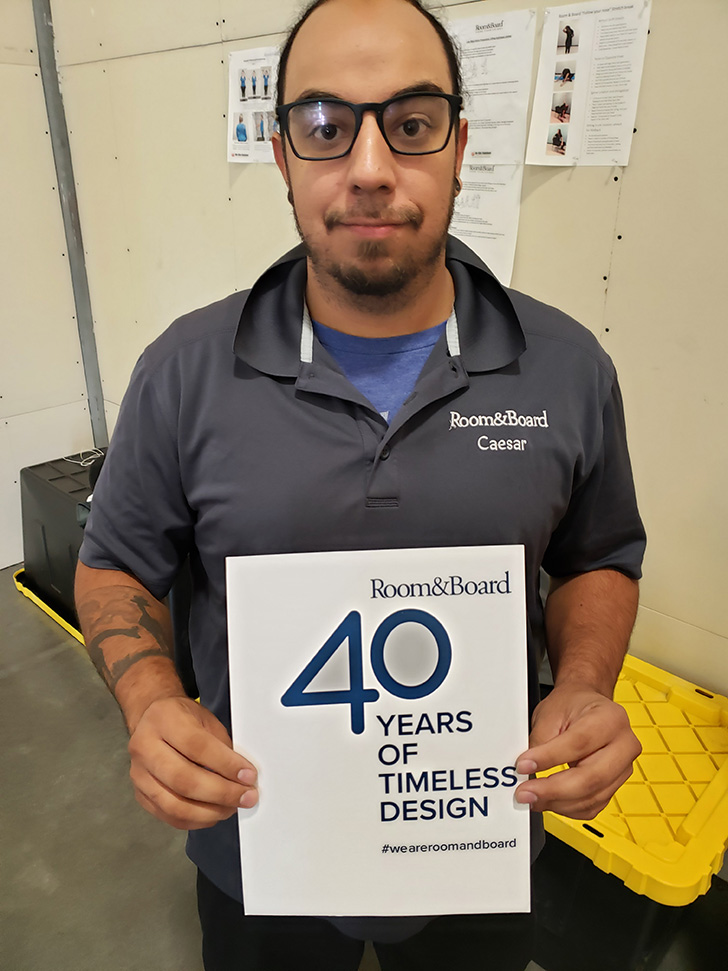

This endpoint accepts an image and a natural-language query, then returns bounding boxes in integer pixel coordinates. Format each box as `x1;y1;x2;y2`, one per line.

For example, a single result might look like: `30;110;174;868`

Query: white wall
24;0;728;695
55;1;302;414
597;0;728;696
0;0;93;568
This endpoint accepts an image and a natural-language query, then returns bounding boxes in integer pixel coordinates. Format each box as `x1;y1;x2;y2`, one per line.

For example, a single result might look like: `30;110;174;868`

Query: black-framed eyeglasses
276;92;462;161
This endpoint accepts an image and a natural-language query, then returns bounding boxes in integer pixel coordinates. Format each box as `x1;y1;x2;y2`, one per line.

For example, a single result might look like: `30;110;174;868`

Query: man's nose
345;113;396;193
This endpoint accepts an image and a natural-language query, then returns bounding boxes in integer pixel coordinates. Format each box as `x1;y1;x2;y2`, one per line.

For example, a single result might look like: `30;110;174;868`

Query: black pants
197;871;534;970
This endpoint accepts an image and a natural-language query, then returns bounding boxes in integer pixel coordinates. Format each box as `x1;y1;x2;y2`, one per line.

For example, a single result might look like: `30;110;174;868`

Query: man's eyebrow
291;81;448;103
393;82;448;97
294;89;341;102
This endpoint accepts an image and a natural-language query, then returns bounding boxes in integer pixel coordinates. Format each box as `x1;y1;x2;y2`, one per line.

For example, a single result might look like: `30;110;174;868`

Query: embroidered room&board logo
449;409;549;429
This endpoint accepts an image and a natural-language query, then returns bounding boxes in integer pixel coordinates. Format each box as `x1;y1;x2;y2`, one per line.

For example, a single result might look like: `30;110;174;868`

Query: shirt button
380;446;391;460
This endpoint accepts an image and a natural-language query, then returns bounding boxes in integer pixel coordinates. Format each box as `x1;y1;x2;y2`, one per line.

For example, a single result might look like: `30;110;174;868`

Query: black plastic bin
532;834;687;971
19;451;197;698
20;455;92;626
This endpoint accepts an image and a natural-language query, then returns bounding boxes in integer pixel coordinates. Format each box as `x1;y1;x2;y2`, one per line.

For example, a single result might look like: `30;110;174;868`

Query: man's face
273;0;467;307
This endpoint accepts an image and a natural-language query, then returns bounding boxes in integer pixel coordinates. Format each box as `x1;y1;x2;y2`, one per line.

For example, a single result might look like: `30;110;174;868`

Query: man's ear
455;117;468;176
272;133;290;190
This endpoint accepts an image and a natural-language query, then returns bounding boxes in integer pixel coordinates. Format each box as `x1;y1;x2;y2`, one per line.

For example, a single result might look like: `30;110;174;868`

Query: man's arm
515;568;641;819
75;561;258;829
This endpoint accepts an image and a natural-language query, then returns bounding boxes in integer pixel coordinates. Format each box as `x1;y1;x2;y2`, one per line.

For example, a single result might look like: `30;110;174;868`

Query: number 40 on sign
281;609;452;734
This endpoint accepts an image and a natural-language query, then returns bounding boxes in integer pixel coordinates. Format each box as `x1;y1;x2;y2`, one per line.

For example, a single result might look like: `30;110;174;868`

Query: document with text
450;164;525;286
451;8;537;166
526;0;651;166
227;546;531;916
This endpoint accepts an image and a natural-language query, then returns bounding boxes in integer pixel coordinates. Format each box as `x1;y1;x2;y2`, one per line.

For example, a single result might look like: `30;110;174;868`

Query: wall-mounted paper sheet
452;9;537;166
451;164;525;286
526;0;651;166
228;47;279;163
227;545;531;917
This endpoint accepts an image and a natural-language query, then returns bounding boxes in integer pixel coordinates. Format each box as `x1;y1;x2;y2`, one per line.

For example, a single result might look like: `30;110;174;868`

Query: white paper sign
447;10;535;285
227;545;531;917
451;163;525;286
228;47;279;164
451;9;537;165
526;1;651;166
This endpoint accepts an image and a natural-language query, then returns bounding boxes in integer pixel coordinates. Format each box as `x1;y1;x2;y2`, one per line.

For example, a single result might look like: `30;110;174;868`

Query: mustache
323;205;423;231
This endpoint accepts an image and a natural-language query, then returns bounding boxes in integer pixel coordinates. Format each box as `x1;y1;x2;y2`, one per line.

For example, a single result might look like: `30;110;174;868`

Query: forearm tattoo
82;589;173;692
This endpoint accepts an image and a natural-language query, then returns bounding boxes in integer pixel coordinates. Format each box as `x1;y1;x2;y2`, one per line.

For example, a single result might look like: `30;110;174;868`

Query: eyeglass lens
286;95;452;158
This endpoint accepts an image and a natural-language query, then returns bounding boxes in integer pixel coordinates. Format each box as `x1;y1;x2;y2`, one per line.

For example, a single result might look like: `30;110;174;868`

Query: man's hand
515;570;642;819
75;563;260;829
128;696;259;830
514;683;641;819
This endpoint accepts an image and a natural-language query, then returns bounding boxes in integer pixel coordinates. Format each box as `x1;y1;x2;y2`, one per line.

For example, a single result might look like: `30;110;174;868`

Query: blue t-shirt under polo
312;319;447;422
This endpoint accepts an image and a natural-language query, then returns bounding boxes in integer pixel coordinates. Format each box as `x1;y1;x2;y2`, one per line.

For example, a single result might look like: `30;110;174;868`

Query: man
75;1;645;969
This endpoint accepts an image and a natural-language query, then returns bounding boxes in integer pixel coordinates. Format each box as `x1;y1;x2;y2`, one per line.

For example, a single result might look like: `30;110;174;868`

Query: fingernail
516;790;538;805
240;787;259;807
516;759;538;775
238;768;256;785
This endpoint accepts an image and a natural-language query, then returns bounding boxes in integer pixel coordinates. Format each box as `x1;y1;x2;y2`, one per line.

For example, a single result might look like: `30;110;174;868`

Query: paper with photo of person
228;47;279;163
526;0;651;166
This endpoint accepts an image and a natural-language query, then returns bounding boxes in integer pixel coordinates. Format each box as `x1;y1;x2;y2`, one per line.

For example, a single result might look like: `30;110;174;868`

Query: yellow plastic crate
538;655;728;906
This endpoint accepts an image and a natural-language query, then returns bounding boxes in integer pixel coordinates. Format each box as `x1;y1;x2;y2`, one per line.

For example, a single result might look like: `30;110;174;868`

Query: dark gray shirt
80;236;645;939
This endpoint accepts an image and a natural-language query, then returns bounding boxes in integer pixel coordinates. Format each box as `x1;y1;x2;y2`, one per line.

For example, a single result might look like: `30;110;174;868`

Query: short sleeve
542;375;646;579
79;353;193;600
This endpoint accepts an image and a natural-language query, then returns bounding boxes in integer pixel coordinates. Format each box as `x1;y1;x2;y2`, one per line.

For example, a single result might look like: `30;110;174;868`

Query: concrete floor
1;562;726;971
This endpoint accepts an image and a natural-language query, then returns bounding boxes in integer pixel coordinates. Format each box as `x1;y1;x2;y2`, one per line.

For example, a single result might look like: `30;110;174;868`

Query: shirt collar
233;235;526;376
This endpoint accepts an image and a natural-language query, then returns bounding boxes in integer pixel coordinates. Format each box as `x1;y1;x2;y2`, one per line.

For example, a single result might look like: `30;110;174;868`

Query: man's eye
315;124;340;141
305;121;350;144
402;118;425;137
394;115;432;139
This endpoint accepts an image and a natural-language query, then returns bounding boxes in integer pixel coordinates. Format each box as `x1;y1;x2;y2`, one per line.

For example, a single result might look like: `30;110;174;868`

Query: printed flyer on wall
451;9;536;165
446;9;535;284
228;47;279;163
450;164;525;286
526;0;651;166
227;545;531;917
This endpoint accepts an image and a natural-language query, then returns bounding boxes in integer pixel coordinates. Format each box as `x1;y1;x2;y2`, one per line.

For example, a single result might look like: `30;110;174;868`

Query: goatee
291;194;455;310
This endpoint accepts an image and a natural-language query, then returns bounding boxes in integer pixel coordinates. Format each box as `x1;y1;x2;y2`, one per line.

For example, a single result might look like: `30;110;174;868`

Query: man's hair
275;0;463;108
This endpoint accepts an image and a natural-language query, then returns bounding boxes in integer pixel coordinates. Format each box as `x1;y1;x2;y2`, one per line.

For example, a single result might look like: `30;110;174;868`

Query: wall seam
56;35;282;69
637;604;727;642
1;398;91;423
597;167;625;343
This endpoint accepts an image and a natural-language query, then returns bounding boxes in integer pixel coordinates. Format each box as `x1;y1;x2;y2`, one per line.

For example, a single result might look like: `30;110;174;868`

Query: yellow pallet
539;655;728;906
13;568;84;644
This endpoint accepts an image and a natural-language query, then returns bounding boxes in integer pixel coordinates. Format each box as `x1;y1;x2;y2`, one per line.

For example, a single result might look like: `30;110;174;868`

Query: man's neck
305;259;455;338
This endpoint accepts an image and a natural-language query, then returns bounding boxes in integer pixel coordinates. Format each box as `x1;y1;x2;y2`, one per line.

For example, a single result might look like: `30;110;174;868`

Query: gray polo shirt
80;236;645;937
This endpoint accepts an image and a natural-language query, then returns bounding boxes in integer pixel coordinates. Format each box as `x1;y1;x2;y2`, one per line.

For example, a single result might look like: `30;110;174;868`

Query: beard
290;191;456;309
